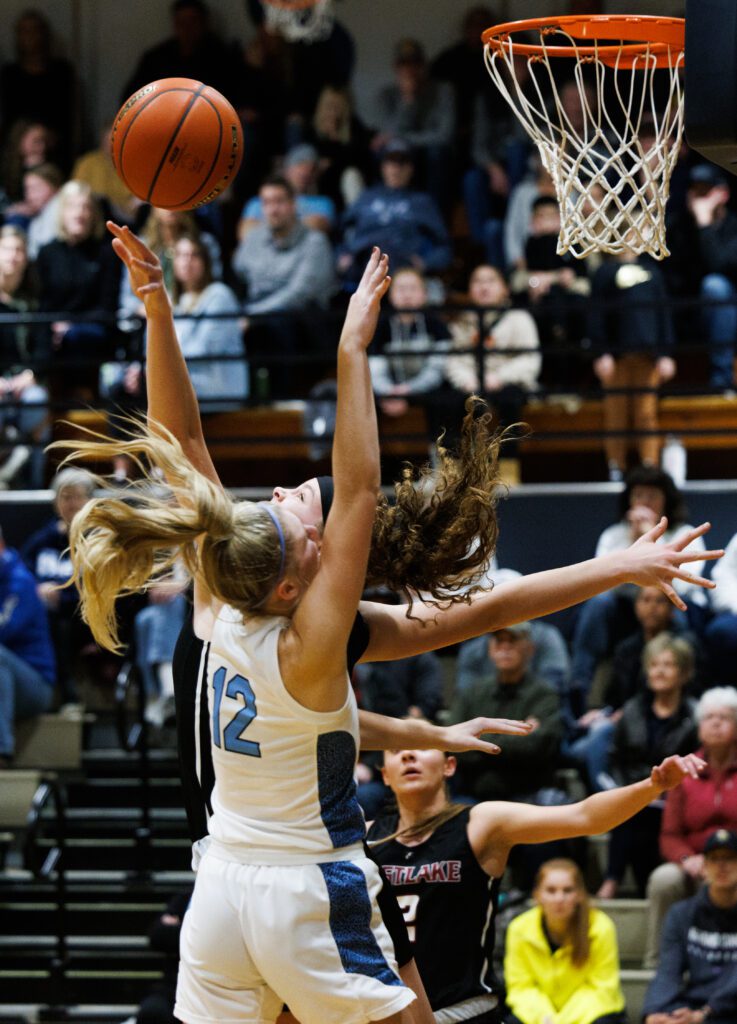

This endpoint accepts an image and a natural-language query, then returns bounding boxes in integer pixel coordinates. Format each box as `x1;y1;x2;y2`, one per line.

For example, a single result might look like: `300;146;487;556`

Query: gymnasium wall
0;0;686;146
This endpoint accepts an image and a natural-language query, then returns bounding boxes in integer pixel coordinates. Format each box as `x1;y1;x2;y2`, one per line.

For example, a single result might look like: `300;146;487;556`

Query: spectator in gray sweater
231;174;336;315
231;174;336;398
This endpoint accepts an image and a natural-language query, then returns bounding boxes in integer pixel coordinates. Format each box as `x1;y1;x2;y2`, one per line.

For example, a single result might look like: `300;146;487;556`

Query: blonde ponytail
50;420;291;651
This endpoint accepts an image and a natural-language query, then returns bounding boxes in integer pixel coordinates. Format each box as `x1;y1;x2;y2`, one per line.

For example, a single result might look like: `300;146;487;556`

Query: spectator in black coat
589;252;676;481
36;181;120;397
121;0;239;108
510;196;589;387
567;586;705;793
0;10;77;174
667;163;737;392
597;633;698;899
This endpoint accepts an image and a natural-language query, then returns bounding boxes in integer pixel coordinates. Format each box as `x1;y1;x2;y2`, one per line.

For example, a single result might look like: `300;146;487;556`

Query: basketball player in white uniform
89;234;422;1024
104;222;723;1024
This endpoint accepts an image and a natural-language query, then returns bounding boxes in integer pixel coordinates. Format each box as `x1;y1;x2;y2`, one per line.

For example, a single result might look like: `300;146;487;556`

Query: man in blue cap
644;827;737;1024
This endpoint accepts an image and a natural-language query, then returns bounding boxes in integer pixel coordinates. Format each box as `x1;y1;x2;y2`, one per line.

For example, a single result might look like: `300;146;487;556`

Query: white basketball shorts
174;845;415;1024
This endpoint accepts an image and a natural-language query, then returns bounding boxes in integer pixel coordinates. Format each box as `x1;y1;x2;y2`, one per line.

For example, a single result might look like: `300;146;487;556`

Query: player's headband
316;476;334;524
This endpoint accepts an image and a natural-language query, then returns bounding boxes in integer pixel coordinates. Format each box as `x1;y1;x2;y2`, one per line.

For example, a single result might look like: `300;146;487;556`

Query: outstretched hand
440;717;533;755
340;247;391;350
651;753;706;792
107;221;170;314
624;519;723;611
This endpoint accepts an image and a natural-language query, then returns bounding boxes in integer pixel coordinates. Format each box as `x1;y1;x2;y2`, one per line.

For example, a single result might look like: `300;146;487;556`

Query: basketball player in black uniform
367;747;705;1024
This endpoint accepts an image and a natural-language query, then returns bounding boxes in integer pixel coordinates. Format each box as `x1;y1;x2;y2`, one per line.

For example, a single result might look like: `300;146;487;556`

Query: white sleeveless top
205;605;365;864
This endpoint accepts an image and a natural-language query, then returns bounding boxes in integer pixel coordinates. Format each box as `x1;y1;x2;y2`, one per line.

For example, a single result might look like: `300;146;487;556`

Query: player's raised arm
469;753;705;875
359;519;724;663
282;249;390;704
107;221;221;488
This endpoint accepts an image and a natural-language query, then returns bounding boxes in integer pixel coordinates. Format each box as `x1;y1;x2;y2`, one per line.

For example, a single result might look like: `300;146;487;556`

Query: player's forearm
574;777;663;835
145;298;206;449
476;554;630;628
334;341;380;500
358;710;445;751
393;554;630;655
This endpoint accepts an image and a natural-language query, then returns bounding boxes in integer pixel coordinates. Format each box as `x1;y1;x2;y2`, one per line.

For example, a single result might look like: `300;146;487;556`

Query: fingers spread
659;581;686;611
679;547;724;563
671;522;711;551
644;516;668;541
671;569;714;588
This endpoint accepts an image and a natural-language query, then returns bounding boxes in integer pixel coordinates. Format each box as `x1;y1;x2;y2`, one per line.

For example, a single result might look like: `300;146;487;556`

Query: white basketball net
262;0;333;43
484;28;685;259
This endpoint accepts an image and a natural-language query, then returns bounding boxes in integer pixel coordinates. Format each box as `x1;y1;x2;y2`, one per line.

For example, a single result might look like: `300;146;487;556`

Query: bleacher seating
15;706;85;772
53;395;737;485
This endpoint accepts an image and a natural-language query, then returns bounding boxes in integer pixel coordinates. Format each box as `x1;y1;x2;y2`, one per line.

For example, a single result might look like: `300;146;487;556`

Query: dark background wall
3;482;731;641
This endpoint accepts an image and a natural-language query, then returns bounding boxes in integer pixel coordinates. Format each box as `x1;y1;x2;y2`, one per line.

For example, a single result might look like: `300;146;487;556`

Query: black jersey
170;609;413;968
367;807;501;1012
172;611;214;843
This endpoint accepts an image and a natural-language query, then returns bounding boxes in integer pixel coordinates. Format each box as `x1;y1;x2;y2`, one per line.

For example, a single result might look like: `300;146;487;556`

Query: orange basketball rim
483;15;685;70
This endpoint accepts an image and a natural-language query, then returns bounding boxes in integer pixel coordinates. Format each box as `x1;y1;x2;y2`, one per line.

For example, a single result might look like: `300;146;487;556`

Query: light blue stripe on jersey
316;731;365;849
319;861;402;987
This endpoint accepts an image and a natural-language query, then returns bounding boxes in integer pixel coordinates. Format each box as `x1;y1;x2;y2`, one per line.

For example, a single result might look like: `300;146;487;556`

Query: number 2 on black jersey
396;894;420;942
211;666;261;757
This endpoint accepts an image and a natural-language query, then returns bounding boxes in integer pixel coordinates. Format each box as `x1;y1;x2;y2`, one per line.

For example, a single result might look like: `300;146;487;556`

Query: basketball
110;77;243;211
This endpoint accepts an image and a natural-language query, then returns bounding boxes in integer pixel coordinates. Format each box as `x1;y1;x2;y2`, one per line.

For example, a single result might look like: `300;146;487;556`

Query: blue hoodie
0;547;56;685
339;185;451;276
643;886;737;1022
21;518;79;611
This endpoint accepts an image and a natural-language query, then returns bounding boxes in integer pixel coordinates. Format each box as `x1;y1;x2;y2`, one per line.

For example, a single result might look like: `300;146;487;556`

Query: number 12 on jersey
212;666;261;757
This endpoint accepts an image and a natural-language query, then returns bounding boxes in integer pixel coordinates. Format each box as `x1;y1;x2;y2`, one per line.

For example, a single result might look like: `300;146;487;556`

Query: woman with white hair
643;685;737;967
20;467;95;702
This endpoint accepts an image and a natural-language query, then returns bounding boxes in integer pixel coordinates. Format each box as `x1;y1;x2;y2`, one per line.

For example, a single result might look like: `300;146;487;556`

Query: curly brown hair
366;396;508;610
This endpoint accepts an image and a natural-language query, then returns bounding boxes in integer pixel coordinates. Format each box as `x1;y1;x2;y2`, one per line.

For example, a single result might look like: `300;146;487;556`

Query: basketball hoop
482;15;686;259
262;0;334;43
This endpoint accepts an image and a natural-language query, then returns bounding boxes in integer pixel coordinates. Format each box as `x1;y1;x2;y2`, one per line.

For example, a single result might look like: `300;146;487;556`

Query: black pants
605;804;662;895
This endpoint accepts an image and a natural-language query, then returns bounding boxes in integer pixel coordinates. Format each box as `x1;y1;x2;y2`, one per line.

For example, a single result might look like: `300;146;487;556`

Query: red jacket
660;747;737;862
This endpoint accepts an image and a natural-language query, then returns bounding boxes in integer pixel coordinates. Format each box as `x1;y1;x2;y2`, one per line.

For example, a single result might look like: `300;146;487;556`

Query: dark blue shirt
643;887;737;1021
21;518;79;611
0;547;56;685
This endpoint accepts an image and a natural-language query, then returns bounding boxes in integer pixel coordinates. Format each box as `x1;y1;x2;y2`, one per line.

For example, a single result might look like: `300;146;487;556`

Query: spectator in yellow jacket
504;859;626;1024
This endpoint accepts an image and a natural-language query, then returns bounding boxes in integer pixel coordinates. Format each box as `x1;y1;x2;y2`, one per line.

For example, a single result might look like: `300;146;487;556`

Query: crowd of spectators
0;1;733;489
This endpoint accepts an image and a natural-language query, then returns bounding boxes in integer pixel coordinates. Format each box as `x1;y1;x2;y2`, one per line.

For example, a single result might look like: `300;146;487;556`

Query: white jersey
206;605;365;864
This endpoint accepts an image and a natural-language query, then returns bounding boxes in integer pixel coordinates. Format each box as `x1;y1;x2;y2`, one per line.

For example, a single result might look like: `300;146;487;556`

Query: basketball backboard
685;0;737;174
